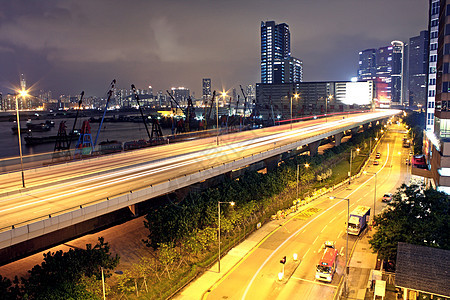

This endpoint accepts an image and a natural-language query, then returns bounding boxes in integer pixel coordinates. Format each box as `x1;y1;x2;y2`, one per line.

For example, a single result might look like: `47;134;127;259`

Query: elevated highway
0;110;400;262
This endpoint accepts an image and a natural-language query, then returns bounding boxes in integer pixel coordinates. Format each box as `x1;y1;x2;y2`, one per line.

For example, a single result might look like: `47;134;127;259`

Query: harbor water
0;117;173;160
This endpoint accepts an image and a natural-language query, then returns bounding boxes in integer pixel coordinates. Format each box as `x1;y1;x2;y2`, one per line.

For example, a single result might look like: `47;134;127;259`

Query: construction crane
67;91;84;149
239;85;248;117
131;84;152;140
204;90;216;130
166;90;196;133
93;80;116;148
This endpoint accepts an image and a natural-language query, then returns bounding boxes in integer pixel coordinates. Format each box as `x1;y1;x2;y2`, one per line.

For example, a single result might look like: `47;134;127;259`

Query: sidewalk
345;228;378;300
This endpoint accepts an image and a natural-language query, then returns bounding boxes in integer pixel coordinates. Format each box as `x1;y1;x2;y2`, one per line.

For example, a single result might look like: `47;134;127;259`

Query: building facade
358;49;377;80
255;81;373;121
407;31;429;108
202;78;211;101
358;42;404;107
423;0;450;193
426;0;440;131
261;21;302;84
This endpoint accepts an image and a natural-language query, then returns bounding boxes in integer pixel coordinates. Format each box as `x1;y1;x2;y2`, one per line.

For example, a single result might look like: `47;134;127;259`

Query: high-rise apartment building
261;21;302;84
422;0;450;193
407;31;429;108
358;49;377;80
357;42;404;107
171;87;190;106
391;41;405;105
202;78;211;101
426;0;439;131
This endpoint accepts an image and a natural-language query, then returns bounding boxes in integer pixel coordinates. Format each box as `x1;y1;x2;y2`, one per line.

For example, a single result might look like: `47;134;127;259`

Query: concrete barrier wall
0;113;396;250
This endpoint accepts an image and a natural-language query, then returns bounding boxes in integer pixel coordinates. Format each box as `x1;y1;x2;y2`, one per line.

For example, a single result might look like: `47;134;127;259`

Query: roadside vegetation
0;238;118;299
0;123;384;299
369;184;449;264
402;110;425;155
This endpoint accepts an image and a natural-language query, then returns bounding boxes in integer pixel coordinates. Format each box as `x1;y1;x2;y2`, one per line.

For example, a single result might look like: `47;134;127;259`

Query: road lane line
303;248;310;259
320;224;328;233
242;152;394;299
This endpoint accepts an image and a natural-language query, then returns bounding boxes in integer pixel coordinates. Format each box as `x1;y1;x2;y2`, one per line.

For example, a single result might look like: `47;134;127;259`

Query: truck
315;245;338;282
347;205;371;235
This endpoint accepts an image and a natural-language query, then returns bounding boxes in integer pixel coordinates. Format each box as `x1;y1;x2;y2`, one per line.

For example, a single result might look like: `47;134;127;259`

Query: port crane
166;90;196;133
203;90;216;130
93;80;116;148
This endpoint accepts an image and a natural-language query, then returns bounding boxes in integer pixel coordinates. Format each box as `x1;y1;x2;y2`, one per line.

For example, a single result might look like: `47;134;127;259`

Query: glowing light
351;77;358;82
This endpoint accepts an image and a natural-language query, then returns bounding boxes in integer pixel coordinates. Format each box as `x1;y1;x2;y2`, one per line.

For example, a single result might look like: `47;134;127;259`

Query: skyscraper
202;78;211;101
261;21;302;84
423;0;450;193
358;42;404;107
407;30;429;108
426;0;439;131
390;40;404;105
358;49;377;80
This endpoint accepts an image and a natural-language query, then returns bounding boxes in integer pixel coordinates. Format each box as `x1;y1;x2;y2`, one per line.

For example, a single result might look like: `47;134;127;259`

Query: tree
369;184;450;261
19;237;119;299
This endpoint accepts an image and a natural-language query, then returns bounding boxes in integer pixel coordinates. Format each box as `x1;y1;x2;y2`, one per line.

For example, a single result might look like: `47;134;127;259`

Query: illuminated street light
218;201;235;273
290;93;299;130
329;196;349;296
348;148;360;184
297;163;310;200
16;90;27;188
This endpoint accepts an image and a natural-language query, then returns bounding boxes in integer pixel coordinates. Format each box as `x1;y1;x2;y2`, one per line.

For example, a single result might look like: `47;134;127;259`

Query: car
323;241;336;249
375;152;381;159
382;193;393;202
405;158;411;165
373;160;380;165
409;151;413;156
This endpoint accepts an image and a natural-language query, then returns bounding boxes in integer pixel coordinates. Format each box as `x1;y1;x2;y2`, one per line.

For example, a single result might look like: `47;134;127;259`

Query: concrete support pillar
351;127;359;135
363;123;369;131
128;204;137;216
264;155;281;172
308;141;321;156
334;132;344;146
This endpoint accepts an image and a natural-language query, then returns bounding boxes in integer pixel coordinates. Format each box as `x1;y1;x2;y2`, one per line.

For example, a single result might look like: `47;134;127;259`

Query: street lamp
217;91;227;146
326;94;333;122
218;201;235;273
329;196;349;296
291;93;299;130
297;163;309;200
348;148;360;184
16;90;27;188
363;171;377;219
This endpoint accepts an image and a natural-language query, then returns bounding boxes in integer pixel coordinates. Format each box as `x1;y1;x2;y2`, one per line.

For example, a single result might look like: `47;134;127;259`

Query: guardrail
0;112;396;250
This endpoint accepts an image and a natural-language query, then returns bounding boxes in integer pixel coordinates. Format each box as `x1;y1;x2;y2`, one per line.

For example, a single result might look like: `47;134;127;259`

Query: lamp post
217;92;226;146
363;171;377;219
218;201;235;273
348;148;360;184
297;163;309;200
101;267;106;300
290;93;299;130
16;91;27;188
326;94;333;122
329;196;349;296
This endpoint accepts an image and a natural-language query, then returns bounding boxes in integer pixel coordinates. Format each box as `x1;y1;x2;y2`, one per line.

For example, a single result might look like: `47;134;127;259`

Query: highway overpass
0;110;400;262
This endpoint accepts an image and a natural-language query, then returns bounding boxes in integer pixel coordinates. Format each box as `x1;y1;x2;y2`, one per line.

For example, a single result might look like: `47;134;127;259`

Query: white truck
347;205;370;235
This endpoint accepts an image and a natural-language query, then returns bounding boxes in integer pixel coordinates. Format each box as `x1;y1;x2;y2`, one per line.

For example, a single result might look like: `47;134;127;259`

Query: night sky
0;0;428;98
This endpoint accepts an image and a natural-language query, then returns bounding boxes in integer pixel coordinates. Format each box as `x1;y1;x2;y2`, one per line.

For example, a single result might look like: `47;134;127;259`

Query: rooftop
395;242;450;297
